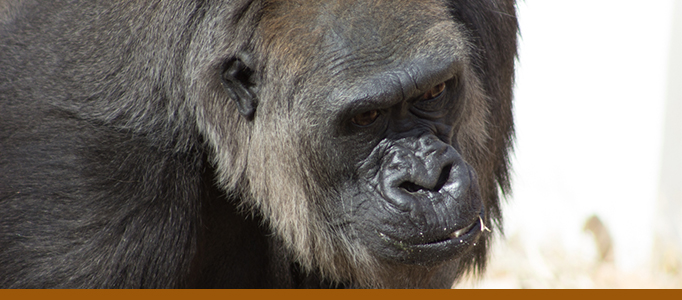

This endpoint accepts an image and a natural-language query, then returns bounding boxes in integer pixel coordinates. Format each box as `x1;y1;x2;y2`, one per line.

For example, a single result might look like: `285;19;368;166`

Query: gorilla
0;0;517;288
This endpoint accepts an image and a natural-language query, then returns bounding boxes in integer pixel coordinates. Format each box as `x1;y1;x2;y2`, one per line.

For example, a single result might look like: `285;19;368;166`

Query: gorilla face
320;28;485;265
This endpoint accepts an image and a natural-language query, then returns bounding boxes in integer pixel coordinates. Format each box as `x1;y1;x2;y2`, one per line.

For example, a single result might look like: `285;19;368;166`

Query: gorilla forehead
261;0;469;106
313;0;457;54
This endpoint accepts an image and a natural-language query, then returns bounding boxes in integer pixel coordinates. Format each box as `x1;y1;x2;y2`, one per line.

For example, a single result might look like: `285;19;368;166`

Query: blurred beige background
458;0;682;288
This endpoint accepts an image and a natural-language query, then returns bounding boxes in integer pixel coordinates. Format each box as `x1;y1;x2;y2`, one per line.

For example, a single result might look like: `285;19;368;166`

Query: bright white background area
460;0;682;288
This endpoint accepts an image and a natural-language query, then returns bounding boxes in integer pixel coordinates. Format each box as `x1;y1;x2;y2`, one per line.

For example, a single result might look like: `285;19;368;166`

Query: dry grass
455;233;682;289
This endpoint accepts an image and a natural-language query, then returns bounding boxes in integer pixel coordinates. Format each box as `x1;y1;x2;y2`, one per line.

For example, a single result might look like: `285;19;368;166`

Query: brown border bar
0;289;677;300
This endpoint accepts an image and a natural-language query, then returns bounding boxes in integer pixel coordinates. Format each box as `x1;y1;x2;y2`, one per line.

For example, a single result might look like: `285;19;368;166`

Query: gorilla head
197;0;515;287
0;0;517;288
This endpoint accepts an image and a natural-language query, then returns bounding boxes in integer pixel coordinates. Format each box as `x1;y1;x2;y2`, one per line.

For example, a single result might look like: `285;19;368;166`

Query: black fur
0;0;517;288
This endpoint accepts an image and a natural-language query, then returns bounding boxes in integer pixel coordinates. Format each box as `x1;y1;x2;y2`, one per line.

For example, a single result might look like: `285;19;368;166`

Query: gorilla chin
0;0;517;288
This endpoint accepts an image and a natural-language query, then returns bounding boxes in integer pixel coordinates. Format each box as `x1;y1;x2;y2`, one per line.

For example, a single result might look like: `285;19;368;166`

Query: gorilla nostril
399;164;453;193
399;181;424;193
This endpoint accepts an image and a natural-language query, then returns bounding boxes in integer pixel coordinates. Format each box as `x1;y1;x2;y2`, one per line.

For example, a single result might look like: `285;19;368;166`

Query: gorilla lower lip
419;219;480;246
381;219;483;265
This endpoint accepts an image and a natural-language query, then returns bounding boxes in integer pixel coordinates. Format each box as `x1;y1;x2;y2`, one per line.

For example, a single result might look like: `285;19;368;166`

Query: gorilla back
0;0;517;288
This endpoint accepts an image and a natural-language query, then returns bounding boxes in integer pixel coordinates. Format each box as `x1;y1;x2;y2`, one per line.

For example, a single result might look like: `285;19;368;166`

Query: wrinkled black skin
0;0;517;288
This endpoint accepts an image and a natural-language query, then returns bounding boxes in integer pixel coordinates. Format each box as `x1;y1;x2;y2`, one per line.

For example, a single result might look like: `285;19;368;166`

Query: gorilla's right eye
351;110;380;127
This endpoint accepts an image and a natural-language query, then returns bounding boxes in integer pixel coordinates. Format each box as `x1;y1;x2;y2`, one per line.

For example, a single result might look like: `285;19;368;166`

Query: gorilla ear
221;56;260;119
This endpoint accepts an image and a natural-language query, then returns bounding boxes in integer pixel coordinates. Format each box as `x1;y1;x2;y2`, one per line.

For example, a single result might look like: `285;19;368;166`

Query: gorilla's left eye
420;82;446;101
414;82;447;112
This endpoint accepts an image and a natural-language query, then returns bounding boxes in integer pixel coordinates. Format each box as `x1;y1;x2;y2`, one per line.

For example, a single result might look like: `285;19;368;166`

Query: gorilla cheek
354;137;484;265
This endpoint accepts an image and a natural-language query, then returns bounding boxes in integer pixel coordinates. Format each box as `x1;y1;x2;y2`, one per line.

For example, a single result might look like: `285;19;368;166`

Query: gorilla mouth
376;212;485;265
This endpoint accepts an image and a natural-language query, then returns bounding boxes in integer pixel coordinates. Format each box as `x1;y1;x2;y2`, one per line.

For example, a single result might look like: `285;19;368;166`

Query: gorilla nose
382;161;473;213
379;137;474;212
